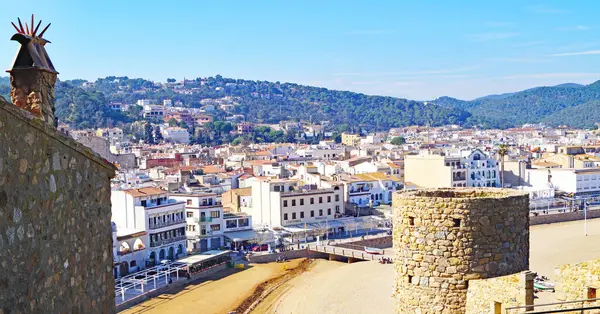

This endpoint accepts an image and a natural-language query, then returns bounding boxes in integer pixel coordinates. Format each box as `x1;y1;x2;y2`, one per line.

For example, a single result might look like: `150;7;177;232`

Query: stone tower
393;189;529;314
7;16;57;127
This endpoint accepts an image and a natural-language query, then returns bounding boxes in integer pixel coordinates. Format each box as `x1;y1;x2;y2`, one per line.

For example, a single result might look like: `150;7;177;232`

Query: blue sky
1;1;599;100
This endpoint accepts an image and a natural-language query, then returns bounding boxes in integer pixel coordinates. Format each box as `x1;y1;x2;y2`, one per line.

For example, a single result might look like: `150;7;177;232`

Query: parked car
251;244;269;252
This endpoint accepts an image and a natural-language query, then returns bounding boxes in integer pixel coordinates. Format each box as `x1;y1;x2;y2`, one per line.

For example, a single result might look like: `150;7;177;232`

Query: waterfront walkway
307;243;393;261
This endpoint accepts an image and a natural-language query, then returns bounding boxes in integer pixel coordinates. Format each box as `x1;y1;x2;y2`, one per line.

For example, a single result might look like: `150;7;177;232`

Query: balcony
149;219;186;230
150;235;186;248
349;187;370;194
199;217;213;223
280;187;335;197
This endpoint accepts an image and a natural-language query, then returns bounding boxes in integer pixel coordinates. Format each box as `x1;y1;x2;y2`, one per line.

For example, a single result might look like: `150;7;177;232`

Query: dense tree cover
390;136;406;145
433;81;600;128
4;75;600;130
144;122;154;144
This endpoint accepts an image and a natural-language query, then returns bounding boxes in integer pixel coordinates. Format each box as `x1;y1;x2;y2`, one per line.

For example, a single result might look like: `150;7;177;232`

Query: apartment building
526;168;600;196
249;178;345;227
170;193;224;252
341;133;361;147
111;187;187;266
462;149;500;188
404;151;467;188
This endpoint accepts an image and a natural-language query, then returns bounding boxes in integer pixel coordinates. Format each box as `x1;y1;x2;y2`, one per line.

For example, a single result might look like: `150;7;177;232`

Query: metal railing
149;219;186;229
150;236;186;247
506;297;600;314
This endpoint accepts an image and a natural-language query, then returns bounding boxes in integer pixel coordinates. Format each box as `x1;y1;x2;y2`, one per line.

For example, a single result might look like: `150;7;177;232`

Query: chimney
7;15;58;127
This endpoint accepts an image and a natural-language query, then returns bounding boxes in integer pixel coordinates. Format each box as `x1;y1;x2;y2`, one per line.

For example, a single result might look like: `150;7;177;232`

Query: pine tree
144;122;155;144
154;126;164;143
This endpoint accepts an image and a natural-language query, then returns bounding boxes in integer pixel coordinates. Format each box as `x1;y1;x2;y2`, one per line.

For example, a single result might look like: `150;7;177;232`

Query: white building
143;105;165;119
525;168;600;196
163;99;173;107
108;102;122;111
111;187;187;266
249;178;345;227
137;99;151;107
112;223;149;278
162;127;190;144
170;193;224;253
462;149;500;188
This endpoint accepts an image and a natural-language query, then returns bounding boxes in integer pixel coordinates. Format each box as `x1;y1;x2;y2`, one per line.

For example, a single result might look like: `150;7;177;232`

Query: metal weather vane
10;14;51;38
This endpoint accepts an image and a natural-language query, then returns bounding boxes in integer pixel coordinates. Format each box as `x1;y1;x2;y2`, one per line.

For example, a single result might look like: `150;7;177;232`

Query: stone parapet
393;188;530;314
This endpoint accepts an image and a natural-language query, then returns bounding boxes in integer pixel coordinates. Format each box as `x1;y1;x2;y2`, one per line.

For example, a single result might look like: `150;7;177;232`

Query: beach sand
253;217;600;313
121;218;600;314
120;258;306;314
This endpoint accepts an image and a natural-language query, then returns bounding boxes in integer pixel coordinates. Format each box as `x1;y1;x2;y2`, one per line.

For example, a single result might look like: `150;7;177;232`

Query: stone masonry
393;189;530;313
0;96;117;313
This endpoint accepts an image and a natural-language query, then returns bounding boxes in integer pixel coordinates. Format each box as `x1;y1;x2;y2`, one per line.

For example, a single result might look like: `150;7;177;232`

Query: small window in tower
453;218;461;228
588;287;597;300
407;275;413;284
408;217;415;226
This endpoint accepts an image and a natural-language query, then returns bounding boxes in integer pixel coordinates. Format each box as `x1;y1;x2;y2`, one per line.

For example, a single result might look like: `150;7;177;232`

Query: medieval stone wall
393;189;530;314
465;271;534;313
0;97;116;313
555;258;600;309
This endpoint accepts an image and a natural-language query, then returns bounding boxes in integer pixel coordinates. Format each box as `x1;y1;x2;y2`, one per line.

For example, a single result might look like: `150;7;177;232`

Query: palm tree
498;144;508;188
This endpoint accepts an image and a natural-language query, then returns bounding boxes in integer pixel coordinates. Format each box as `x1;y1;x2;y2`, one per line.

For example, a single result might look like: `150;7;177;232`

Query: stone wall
555;258;600;309
334;235;392;250
76;136;137;169
465;271;534;314
0;97;117;313
530;209;600;225
247;249;313;263
393;189;530;314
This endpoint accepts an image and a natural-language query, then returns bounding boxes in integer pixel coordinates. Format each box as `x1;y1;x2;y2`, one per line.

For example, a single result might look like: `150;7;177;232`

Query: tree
144;122;155;144
333;133;342;144
168;118;178;127
498;144;508;188
167;78;176;83
390;136;406;145
154;126;164;143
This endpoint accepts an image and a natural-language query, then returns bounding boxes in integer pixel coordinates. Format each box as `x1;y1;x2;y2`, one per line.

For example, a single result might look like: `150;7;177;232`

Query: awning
224;230;257;242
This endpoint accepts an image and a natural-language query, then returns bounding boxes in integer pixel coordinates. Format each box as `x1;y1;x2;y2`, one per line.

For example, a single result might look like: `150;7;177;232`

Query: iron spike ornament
7;15;58;127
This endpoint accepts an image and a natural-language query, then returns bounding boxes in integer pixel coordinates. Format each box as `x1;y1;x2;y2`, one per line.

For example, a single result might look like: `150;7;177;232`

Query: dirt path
120;259;306;314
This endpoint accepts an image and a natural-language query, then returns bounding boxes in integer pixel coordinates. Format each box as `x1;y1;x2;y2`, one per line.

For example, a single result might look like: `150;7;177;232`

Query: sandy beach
120;259;306;314
120;218;600;314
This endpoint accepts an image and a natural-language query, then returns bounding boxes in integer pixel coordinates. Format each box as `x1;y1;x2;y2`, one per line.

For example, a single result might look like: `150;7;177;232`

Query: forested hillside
0;76;473;130
433;81;600;128
1;75;600;129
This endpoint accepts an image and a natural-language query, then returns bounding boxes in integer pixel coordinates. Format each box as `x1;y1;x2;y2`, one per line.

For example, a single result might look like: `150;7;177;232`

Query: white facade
163;99;173;107
526;168;600;195
463;149;500;188
169;193;224;253
143;105;165;119
162;127;190;144
113;226;149;278
250;178;345;227
137;99;151;106
111;188;187;266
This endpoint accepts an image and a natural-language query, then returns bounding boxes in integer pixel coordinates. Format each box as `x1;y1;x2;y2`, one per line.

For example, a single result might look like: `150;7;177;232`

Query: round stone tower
393;189;529;314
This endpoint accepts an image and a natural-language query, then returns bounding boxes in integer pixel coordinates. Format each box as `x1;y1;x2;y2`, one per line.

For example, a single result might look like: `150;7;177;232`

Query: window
210;224;221;231
211;211;220;218
187;199;192;206
284;213;288;220
335;195;340;202
335;205;340;213
300;199;304;205
226;220;237;228
292;212;297;219
327;196;331;203
310;198;314;204
284;200;288;207
187;212;193;218
319;197;323;203
409;217;415;226
327;208;331;215
453;218;461;228
310;210;315;217
588;287;597;300
319;209;323;216
292;199;296;206
300;212;304;218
